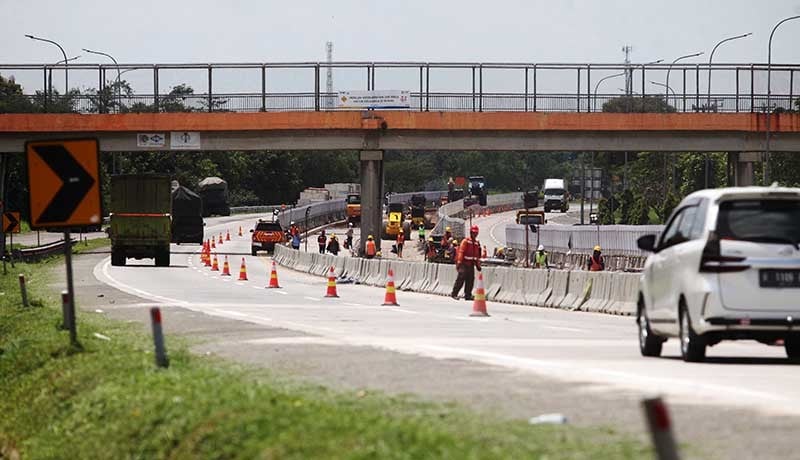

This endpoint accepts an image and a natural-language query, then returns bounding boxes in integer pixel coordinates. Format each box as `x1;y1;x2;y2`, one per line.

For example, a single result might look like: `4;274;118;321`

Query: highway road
475;204;582;253
70;214;800;459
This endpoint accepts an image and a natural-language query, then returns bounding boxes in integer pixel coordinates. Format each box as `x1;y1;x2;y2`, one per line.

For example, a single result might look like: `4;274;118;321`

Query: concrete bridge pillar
360;150;384;256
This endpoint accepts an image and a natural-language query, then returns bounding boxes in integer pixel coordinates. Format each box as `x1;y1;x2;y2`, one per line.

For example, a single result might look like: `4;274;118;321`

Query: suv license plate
759;269;800;288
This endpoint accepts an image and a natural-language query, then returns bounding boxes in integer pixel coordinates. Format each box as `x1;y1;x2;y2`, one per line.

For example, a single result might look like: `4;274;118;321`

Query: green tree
0;75;37;113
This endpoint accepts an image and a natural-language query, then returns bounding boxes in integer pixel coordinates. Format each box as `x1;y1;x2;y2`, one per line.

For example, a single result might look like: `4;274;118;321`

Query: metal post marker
150;307;169;368
642;397;680;460
18;274;28;308
60;291;69;330
63;230;78;346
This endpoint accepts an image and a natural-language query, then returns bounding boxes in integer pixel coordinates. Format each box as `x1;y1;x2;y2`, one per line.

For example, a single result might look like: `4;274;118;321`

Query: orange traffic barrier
268;261;281;288
211;253;219;271
238;258;248;281
238;226;243;237
226;230;231;241
324;266;339;298
221;255;231;276
382;268;399;306
470;272;489;317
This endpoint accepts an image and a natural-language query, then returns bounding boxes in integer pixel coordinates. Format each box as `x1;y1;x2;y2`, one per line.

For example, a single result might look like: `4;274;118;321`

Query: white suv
636;186;800;362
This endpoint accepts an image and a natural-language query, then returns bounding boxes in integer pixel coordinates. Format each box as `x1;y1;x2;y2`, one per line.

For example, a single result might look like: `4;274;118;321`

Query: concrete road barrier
561;271;589;311
523;269;550;306
545;270;570;308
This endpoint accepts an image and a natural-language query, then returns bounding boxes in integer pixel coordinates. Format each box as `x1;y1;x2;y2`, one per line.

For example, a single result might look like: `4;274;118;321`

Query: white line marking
543;325;587;333
274;290;288;295
304;296;321;302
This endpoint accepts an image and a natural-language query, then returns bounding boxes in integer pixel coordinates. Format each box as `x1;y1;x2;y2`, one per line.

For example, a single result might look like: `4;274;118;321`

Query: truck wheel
155;248;170;267
111;249;126;266
785;334;800;361
251;248;258;257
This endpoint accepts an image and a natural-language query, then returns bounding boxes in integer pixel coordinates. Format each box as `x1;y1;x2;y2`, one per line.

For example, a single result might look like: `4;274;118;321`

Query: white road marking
274;290;288;295
304;296;321;302
542;325;587;333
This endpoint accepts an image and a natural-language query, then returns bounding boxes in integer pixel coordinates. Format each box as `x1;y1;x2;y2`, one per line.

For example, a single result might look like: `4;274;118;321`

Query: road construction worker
534;244;549;268
289;221;300;238
317;230;326;254
442;226;453;249
446;239;458;262
365;235;377;259
451;225;481;301
345;223;354;249
426;237;436;262
396;229;405;258
418;224;425;242
326;234;340;256
587;245;605;271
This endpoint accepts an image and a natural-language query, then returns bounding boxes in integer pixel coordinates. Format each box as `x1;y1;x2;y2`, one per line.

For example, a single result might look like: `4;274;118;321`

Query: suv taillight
699;232;750;273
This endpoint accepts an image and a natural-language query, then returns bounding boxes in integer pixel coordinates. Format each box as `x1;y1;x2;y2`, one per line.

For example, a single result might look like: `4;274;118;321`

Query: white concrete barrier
523;269;550;306
561;271;589;311
545;270;570;308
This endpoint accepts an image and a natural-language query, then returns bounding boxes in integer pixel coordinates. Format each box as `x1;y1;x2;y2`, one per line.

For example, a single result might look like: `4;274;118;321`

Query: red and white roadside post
150;307;170;368
642;397;680;460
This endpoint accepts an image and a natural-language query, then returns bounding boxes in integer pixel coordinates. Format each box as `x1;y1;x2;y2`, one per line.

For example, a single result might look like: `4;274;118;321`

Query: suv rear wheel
638;298;663;357
785;334;800;362
679;302;706;362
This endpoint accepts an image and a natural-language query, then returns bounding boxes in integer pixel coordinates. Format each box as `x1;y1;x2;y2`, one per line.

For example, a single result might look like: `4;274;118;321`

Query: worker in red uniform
587;245;605;271
365;235;377;259
451;225;482;301
396;229;405;258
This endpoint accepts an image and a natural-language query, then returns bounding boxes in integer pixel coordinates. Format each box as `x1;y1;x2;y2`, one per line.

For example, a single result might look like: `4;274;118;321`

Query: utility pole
325;41;334;110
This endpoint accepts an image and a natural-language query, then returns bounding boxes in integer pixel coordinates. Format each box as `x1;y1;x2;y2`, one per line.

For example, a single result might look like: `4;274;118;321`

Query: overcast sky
2;0;800;97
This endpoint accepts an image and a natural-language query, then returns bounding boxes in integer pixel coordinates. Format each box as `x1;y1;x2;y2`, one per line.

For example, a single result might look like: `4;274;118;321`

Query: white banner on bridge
170;131;201;150
337;90;411;109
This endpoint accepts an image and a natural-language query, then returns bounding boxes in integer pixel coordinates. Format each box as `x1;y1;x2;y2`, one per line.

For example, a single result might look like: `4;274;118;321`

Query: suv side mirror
249;229;254;233
637;234;657;252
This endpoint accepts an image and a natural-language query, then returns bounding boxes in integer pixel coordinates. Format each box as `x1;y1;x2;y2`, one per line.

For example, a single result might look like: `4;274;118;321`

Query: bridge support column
360;150;384;256
735;152;759;186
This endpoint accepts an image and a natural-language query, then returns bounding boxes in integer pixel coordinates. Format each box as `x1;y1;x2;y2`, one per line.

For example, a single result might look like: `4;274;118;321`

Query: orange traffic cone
226;230;231;241
211;238;216;249
267;261;281;288
221;256;231;276
324;266;339;298
211;253;219;271
482;245;487;259
470;272;489;317
238;226;243;237
218;234;224;245
238;258;248;281
382;268;399;306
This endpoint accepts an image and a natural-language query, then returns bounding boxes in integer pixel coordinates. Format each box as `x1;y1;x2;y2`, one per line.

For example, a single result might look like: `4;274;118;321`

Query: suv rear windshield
347;195;360;204
255;222;282;232
717;199;800;246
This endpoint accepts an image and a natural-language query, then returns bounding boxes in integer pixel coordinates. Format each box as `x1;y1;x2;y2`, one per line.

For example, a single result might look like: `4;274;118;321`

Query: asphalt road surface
475;204;582;252
57;214;800;459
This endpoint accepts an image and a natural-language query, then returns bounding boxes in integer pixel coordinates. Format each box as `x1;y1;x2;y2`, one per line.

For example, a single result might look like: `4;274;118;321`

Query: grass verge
1;250;650;459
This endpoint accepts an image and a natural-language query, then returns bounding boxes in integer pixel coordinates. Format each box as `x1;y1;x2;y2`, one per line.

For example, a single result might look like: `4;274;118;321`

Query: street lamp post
25;34;68;95
765;15;800;185
665;52;704;109
650;81;676;100
48;55;80;100
593;72;625;111
706;33;751;189
83;48;121;112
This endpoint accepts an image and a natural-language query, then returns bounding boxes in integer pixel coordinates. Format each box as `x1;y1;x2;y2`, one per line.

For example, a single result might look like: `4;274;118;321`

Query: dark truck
197;176;230;217
109;175;171;267
171;185;204;244
464;175;488;207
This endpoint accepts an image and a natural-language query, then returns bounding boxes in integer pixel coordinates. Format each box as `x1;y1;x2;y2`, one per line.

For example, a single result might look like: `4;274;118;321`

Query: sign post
26;139;101;348
2;211;20;272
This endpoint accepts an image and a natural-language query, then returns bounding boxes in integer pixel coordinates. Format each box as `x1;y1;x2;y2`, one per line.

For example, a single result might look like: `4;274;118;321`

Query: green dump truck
109;175;172;267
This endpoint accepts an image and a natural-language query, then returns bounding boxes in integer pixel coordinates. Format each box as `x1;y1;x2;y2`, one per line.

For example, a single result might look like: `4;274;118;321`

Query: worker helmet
348;222;353;228
470;225;479;234
594;245;601;252
452;239;458;246
331;234;337;239
399;229;404;233
538;244;544;251
445;226;451;232
428;237;434;242
368;235;374;240
290;221;295;225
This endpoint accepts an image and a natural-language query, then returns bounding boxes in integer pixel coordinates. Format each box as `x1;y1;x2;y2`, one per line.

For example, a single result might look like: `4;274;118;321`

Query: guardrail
13;239;77;263
3;61;797;114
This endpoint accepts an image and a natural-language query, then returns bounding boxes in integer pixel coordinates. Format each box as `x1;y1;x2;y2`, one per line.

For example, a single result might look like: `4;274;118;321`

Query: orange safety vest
365;240;377;256
457;238;482;267
590;254;604;271
397;233;405;245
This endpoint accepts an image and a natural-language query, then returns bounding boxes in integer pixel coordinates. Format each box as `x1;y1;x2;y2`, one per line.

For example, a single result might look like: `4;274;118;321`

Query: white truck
543;178;569;213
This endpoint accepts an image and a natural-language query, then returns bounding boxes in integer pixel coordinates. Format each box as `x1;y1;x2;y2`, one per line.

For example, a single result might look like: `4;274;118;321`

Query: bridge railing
2;62;797;114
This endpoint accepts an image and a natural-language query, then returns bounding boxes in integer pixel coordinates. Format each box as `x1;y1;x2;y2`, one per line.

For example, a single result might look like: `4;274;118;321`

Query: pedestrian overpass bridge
1;111;799;153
